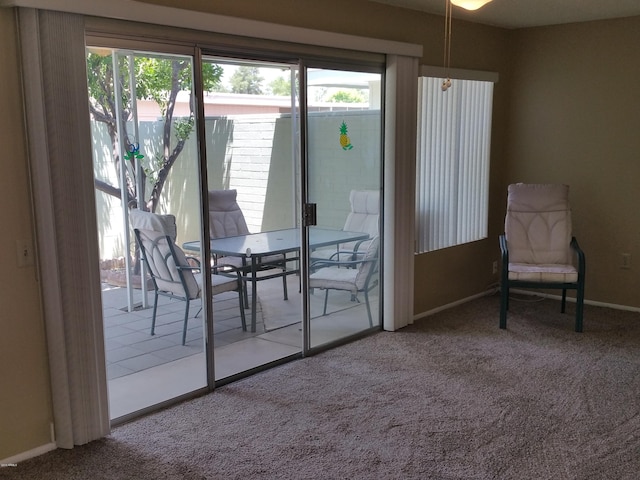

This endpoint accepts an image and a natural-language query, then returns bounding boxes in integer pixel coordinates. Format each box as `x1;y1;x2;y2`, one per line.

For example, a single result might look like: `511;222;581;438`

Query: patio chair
130;209;246;345
309;236;380;327
208;189;289;300
311;189;380;263
499;183;586;332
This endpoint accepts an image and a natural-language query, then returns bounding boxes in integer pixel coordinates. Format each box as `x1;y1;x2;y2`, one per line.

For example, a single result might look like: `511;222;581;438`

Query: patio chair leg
323;289;330;316
364;290;373;327
561;289;567;313
151;292;159;336
243;280;249;310
182;299;190;345
282;269;288;301
238;289;247;331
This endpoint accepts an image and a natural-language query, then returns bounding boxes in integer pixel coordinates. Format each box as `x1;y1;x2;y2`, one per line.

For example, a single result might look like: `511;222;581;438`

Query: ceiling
370;0;640;29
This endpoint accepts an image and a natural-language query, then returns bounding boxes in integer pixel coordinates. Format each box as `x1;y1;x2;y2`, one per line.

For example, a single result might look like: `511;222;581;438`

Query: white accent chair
131;209;245;345
309;236;379;327
499;184;586;332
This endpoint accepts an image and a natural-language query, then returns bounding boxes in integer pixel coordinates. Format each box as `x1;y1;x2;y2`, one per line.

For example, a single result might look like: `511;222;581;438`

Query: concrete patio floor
102;275;378;419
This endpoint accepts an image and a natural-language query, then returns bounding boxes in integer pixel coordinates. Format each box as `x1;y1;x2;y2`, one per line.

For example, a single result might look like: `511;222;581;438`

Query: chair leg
499;285;508;329
282;269;288;301
323;289;330;315
364;289;373;327
242;279;249;309
151;292;159;336
561;289;567;313
182;299;190;346
238;289;247;331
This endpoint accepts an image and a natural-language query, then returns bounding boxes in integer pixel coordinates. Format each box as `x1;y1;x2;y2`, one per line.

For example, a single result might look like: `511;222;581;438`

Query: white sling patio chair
309;236;380;327
311;189;380;263
131;209;246;345
208;189;289;300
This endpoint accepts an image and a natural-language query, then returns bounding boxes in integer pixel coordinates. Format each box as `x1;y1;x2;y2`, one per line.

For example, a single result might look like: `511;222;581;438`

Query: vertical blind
19;8;111;448
416;76;494;253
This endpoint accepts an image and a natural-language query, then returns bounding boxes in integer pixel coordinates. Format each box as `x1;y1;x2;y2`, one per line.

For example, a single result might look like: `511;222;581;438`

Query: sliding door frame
19;6;419;445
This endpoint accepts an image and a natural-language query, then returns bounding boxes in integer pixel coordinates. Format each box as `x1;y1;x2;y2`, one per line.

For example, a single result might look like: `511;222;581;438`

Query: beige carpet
8;294;640;479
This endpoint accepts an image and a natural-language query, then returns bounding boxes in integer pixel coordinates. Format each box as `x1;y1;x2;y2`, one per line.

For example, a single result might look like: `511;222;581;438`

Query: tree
229;66;263;94
87;52;223;213
268;75;292;96
327;90;366;103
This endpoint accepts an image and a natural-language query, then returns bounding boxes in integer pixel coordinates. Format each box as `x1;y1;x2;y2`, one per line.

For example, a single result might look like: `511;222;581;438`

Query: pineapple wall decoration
339;121;354;150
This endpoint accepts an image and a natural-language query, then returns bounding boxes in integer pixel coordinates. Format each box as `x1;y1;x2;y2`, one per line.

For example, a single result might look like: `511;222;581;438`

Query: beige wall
507;17;640;308
3;0;638;461
0;8;53;459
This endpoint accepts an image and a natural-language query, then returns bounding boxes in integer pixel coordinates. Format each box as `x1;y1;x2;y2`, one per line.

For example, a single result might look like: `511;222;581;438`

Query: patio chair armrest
186;256;201;267
352;238;369;252
311;258;366;270
499;234;509;279
570;236;586;274
213;263;245;280
499;234;508;263
177;264;201;275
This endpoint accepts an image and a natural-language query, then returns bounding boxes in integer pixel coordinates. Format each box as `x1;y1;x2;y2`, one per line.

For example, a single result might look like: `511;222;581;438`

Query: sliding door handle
303;203;317;227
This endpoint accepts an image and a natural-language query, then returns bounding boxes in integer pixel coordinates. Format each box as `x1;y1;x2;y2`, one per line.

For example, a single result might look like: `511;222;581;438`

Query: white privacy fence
93;109;381;261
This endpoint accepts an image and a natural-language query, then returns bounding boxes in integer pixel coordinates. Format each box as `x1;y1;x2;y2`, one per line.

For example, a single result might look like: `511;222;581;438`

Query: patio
102;275;378;419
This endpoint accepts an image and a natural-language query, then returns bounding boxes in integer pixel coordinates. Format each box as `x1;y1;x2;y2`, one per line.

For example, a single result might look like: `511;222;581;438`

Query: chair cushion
309;236;379;292
171;244;202;299
505;184;573;265
131;209;200;300
344;189;380;238
310;268;359;294
208;189;250;238
196;274;239;296
130;209;178;241
312;190;379;260
508;262;578;283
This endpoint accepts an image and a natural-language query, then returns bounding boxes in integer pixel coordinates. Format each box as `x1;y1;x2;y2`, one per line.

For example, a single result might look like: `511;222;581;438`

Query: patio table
183;227;370;332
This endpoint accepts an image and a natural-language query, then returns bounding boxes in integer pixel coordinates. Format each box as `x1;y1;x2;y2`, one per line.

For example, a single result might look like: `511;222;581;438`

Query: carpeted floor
6;294;640;479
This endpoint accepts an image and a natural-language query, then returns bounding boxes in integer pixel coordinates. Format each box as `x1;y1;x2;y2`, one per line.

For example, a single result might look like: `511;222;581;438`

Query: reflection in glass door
88;47;207;419
305;67;383;349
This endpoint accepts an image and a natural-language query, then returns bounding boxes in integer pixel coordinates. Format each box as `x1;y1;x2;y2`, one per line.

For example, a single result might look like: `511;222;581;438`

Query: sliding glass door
200;57;303;381
88;41;384;420
303;66;383;350
88;47;208;419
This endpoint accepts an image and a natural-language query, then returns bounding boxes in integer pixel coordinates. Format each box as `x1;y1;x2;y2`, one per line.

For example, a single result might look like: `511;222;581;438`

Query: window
415;70;496;253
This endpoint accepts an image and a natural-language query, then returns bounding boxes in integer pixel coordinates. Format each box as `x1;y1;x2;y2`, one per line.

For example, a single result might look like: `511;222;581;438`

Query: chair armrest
311;257;367;270
570;237;586;274
177;265;201;274
213;263;245;280
186;256;201;267
179;256;202;273
499;234;509;264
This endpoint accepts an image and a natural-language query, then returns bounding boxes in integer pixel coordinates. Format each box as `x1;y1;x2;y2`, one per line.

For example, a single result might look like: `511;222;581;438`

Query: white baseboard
509;289;640;313
413;288;640;323
413;288;498;321
0;442;57;466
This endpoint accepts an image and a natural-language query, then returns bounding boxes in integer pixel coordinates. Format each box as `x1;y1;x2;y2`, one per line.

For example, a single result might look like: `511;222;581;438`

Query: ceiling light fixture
442;0;493;91
450;0;493;11
442;0;453;91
